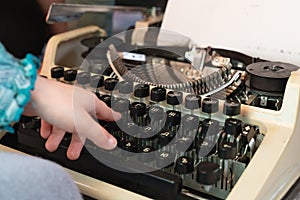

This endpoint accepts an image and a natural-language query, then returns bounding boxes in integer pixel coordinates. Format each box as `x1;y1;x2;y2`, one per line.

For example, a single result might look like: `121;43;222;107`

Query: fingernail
114;112;122;121
107;136;117;148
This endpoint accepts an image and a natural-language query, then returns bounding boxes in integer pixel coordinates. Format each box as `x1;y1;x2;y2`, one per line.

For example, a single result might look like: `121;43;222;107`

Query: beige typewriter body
1;0;300;199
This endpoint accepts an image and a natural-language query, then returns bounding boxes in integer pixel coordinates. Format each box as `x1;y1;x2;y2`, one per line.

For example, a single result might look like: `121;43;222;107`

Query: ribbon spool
246;62;298;93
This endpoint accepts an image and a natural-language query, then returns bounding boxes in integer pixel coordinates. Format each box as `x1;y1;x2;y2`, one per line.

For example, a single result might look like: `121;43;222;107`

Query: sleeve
0;43;40;133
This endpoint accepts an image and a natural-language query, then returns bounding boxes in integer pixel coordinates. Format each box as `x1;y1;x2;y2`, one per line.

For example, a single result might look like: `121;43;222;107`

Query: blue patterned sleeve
0;43;40;133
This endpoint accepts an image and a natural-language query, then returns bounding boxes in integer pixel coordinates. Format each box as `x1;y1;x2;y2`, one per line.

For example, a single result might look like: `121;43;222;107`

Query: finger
75;112;117;150
67;133;85;160
94;97;121;122
45;127;65;152
40;119;52;139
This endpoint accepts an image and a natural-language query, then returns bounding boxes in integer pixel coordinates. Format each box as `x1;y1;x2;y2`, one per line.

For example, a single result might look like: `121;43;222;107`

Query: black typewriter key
77;72;91;85
218;141;237;160
149;106;164;121
166;110;181;127
156;151;175;168
175;156;194;174
64;69;77;82
182;114;199;131
175;135;194;153
167;91;183;106
130;102;147;117
111;98;130;113
224;118;243;137
122;122;139;138
134;84;150;98
104;77;118;92
90;75;104;88
158;130;174;146
196;161;221;185
118;81;133;94
200;119;220;138
149;106;165;135
196;139;216;157
51;66;64;79
185;94;201;110
202;98;219;114
120;140;138;156
150;87;166;103
138;145;155;162
100;95;111;107
223;101;241;116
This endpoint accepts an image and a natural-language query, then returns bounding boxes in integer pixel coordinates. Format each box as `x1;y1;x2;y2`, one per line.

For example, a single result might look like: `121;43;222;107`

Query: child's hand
24;77;121;160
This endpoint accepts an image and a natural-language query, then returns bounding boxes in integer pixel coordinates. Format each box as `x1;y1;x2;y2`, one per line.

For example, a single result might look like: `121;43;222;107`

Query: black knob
64;69;77;82
200;119;220;137
100;95;111;107
134;84;150;98
197;161;221;185
202;98;219;113
149;106;164;121
175;156;194;174
224;118;243;136
167;91;183;105
77;72;91;85
182;114;199;130
185;94;201;110
111;98;130;113
118;81;133;94
90;75;104;88
223;101;241;116
51;66;64;79
104;78;118;91
130;102;147;117
158;130;174;146
166;110;181;126
151;87;166;102
156;151;175;168
218;141;237;160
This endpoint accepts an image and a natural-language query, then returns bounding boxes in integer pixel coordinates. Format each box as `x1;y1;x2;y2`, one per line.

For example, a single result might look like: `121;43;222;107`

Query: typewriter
1;1;300;200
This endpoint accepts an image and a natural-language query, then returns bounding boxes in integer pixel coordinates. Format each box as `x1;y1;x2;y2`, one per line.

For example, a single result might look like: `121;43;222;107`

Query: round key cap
118;81;133;94
218;141;237;160
185;94;201;110
151;87;166;102
51;66;64;79
197;161;221;185
223;101;241;116
156;151;175;168
224;118;243;136
202;98;219;113
111;98;130;113
77;72;91;85
167;91;183;106
166;110;181;126
90;75;104;88
64;69;77;82
130;102;147;117
182;114;199;130
134;84;150;98
104;77;118;91
175;156;194;174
